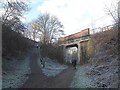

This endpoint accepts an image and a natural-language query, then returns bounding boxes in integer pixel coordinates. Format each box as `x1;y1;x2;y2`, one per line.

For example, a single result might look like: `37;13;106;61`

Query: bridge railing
58;24;118;45
90;24;118;35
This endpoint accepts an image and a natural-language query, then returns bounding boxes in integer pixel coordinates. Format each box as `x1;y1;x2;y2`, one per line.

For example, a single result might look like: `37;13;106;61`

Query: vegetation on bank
2;25;36;59
40;43;64;64
86;25;118;88
87;26;118;63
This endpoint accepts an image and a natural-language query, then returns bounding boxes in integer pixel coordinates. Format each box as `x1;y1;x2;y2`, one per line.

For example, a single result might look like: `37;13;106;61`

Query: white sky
1;0;119;35
37;0;118;35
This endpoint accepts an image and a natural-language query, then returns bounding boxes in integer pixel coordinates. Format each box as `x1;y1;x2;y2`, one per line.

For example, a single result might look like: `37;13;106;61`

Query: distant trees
30;21;40;41
25;13;65;62
118;1;120;28
30;13;64;44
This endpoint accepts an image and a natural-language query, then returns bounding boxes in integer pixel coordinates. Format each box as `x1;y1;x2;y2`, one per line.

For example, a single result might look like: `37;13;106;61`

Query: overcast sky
1;0;118;35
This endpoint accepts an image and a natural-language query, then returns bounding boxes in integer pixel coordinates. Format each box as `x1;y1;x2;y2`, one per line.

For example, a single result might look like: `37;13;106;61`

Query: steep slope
86;27;118;88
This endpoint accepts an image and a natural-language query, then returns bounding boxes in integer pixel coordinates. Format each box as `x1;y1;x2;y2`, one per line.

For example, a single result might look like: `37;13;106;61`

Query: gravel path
22;48;76;88
3;47;97;88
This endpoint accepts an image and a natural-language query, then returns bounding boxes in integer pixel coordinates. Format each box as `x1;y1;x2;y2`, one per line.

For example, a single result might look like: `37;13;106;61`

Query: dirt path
22;48;76;88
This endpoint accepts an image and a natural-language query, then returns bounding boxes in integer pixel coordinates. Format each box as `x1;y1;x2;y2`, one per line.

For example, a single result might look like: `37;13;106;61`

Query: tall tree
2;0;29;32
33;13;64;44
104;0;119;24
31;21;42;41
23;21;43;41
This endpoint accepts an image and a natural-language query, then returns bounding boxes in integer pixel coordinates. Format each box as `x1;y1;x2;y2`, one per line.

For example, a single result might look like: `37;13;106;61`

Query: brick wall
58;28;89;44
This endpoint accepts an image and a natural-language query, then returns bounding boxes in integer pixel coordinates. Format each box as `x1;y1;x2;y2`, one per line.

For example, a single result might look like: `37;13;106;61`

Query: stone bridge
58;28;90;65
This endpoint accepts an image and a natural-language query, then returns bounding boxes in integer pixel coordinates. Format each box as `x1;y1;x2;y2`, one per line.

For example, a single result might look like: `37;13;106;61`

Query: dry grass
91;28;118;53
87;26;118;65
86;26;119;88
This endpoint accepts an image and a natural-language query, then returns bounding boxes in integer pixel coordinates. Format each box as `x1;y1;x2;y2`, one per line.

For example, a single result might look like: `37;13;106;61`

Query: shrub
88;26;118;64
40;43;64;64
2;25;35;58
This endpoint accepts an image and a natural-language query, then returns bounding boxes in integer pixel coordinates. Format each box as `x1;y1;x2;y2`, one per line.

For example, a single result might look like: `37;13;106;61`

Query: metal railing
59;24;118;45
90;24;118;35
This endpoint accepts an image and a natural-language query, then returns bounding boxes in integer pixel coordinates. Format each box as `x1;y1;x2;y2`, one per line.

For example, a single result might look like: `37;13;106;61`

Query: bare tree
22;25;32;39
23;22;43;41
118;1;120;27
32;13;64;44
104;0;119;24
2;0;29;32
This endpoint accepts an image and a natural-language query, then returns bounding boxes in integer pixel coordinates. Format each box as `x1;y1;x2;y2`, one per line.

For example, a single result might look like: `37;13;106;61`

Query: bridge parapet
58;28;90;45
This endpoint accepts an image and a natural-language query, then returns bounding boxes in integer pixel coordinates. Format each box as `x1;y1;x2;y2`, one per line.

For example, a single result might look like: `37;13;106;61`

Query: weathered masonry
58;28;90;65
